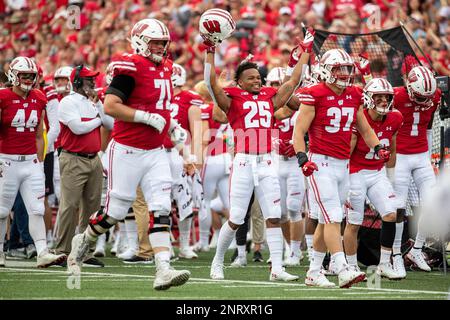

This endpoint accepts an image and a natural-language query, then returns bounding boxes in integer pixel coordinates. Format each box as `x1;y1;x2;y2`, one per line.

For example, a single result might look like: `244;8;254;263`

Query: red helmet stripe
418;67;431;92
205;9;236;29
154;19;168;37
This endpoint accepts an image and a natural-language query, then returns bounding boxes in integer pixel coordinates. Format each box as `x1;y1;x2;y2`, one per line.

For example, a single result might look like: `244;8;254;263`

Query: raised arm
204;46;231;113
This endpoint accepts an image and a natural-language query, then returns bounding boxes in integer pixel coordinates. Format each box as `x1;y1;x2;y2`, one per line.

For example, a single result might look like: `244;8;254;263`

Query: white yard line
1;267;448;296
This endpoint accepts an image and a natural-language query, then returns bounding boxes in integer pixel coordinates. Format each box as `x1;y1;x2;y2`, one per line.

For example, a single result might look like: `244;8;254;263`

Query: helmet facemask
54;77;72;94
17;72;37;93
371;93;393;116
330;64;354;88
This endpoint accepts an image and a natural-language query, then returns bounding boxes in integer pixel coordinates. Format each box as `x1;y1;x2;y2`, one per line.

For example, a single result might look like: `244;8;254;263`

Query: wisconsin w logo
203;20;221;33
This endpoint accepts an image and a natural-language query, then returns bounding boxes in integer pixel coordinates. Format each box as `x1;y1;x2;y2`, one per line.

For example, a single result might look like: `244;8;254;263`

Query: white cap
279;7;292;16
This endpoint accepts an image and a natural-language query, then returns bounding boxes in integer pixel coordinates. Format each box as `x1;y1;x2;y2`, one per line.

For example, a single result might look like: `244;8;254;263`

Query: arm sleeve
67;118;102;135
105;75;135;102
95;101;114;130
45;98;60;151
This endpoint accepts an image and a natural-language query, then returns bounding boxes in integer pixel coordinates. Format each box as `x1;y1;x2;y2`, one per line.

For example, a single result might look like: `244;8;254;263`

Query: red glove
374;144;390;162
296;152;318;177
288;45;301;68
279;140;295;157
302;161;318;177
201;34;216;53
355;52;372;84
299;27;315;54
285;143;296;158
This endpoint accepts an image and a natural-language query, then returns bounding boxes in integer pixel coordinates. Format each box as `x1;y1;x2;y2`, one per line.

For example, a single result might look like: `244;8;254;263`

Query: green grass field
1;248;450;300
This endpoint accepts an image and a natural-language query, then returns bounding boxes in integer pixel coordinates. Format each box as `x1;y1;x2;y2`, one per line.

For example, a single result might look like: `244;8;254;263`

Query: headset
73;64;84;89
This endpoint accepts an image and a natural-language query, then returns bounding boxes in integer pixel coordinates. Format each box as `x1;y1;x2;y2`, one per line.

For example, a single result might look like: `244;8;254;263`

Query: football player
392;62;441;276
293;49;389;288
0;57;67;268
66;19;190;290
343;78;404;280
203;13;314;281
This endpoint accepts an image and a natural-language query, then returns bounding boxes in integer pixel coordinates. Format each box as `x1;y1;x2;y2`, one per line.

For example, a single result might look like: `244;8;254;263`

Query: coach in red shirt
54;65;111;265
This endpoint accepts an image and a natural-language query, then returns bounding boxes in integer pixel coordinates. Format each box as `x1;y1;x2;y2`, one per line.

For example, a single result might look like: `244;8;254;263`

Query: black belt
62;150;97;159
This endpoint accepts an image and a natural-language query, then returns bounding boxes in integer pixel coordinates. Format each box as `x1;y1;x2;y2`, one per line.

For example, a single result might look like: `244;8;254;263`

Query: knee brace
148;211;171;248
280;212;289;224
125;207;135;220
288;210;303;223
380;220;396;248
89;207;120;235
396;208;406;223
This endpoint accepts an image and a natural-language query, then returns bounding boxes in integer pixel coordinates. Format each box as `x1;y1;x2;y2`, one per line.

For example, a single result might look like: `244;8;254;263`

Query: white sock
199;207;212;247
46;229;53;242
28;215;48;256
393;222;404;255
178;217;192;250
411;230;426;254
237;245;246;258
0;218;7;253
212;222;236;265
125;218;138;252
290;240;301;257
309;251;326;275
305;234;313;251
266;227;283;274
346;254;357;266
155;250;171;270
380;248;391;264
95;233;106;251
118;221;128;252
332;252;347;273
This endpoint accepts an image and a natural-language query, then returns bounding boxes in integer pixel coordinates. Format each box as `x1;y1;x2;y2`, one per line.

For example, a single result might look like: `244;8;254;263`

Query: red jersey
110;53;173;150
273;111;299;156
163;89;203;148
202;103;231;156
97;86;107;104
350;109;403;173
394;86;441;154
224;86;277;154
302;83;363;159
0;88;47;155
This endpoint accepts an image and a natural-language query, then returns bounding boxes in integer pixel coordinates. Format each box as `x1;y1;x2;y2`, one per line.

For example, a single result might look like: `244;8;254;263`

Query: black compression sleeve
105;75;135;102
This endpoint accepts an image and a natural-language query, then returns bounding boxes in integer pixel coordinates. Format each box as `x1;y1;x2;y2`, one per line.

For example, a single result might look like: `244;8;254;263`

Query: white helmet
266;67;285;86
406;66;437;108
53;66;73;94
363;78;394;116
172;63;186;87
105;62;115;86
199;9;236;45
318;49;354;88
130;18;170;63
7;56;38;92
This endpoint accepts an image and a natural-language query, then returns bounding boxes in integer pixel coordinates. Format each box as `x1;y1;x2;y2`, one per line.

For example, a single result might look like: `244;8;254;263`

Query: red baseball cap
70;66;100;82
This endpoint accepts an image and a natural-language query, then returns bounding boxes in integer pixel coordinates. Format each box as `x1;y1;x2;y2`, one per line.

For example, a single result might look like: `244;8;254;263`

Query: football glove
296;151;318;177
134;110;166;133
374;144;390;162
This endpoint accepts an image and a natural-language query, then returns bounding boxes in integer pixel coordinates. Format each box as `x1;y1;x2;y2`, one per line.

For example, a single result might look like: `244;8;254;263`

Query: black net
310;26;417;87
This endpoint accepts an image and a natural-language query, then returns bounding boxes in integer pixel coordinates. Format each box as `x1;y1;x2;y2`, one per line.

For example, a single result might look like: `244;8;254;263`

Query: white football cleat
230;256;247;268
178;247;198;259
93;248;105;258
192;243;210;253
36;250;66;268
392;254;407;279
406;250;431;272
210;262;224;280
153;267;191;290
377;262;403;280
323;260;338;276
338;266;366;288
0;252;5;267
270;269;299;282
349;264;367;282
305;270;336;288
284;253;301;267
67;233;90;274
117;248;136;260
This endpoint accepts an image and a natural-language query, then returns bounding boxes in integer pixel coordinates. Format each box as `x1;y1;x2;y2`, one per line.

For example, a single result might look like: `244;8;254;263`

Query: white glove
169;119;187;145
134;110;166;133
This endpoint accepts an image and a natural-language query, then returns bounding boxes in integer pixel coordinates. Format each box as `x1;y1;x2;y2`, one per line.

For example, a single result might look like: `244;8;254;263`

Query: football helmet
7;56;38;92
172;63;186;87
53;66;73;94
130;18;170;63
406;66;436;108
363;78;394;116
199;9;236;45
266;67;285;87
105;62;114;86
318;49;354;88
